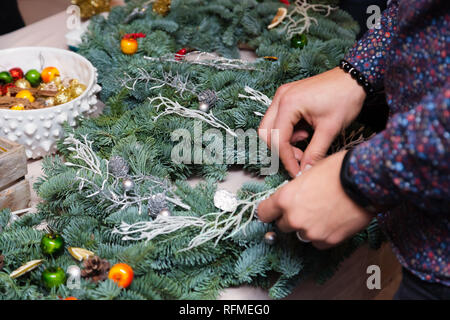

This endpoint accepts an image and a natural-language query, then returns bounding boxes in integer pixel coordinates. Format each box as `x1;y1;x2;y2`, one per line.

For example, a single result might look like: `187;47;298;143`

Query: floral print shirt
344;0;449;285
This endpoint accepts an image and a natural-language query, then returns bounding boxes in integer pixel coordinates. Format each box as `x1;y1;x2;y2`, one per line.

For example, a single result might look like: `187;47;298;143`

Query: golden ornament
14;78;31;89
55;90;72;105
71;0;111;20
69;78;80;86
68;247;95;261
10;259;43;279
38;81;58;92
70;83;87;99
52;76;62;86
152;0;171;16
45;97;56;107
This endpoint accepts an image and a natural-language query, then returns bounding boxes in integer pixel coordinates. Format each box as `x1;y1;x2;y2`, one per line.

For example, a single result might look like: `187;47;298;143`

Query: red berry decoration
175;48;187;61
280;0;290;5
9;68;24;81
123;32;146;40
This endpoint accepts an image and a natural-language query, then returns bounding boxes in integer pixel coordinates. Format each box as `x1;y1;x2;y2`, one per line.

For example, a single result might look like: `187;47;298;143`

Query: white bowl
0;47;101;159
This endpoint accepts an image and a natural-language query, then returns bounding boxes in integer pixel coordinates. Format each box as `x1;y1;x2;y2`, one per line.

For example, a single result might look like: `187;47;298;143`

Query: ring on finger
296;231;311;243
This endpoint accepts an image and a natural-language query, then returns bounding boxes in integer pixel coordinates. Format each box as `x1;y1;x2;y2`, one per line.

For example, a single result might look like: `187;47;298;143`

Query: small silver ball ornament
122;178;135;192
264;231;277;245
199;102;210;113
158;208;172;217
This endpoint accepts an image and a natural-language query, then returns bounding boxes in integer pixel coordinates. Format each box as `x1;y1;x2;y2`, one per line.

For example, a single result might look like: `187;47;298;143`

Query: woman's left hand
257;151;374;249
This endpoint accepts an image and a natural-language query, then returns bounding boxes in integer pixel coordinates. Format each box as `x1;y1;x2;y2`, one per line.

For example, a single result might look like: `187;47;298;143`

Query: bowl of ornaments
0;47;101;159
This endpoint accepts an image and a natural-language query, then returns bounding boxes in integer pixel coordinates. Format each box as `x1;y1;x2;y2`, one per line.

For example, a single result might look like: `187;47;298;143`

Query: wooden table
0;3;402;300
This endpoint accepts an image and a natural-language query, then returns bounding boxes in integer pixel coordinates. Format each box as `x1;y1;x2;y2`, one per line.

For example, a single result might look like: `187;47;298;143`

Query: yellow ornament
15;89;35;102
68;247;95;261
10;104;25;111
71;0;111;19
54;90;71;105
152;0;171;16
14;78;31;89
70;83;87;98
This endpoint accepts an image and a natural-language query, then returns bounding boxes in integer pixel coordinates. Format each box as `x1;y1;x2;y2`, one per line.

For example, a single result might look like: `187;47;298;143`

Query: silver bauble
199;102;210;113
264;231;277;245
122;178;135;192
158;208;172;217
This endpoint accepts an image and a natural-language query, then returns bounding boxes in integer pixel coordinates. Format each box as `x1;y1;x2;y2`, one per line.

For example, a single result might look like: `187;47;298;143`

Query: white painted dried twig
113;216;207;241
114;182;288;251
238;86;272;107
144;51;262;71
121;68;197;98
149;95;237;137
63;135;190;215
278;0;336;39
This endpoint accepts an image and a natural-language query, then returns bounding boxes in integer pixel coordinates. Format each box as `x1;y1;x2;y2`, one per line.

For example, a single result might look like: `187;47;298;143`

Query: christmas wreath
0;0;383;300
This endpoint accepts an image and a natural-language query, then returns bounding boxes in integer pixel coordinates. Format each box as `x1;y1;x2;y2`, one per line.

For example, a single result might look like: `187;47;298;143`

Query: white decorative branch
121;68;197;98
149;95;237;137
144;51;262;71
63;135;190;215
113;182;288;251
278;0;337;39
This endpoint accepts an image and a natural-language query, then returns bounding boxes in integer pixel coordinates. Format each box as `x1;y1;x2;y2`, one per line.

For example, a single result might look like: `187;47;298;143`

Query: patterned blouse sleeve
346;84;450;213
344;0;399;90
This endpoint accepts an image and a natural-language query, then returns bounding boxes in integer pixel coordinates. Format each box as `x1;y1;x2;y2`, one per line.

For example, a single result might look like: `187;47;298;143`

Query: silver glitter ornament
109;155;129;177
158;208;172;217
148;193;168;217
198;89;217;112
264;231;277;245
122;178;135;192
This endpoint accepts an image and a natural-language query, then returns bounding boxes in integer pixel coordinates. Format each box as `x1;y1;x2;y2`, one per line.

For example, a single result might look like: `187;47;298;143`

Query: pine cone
198;90;218;107
0;255;4;271
109;155;129;177
81;256;110;283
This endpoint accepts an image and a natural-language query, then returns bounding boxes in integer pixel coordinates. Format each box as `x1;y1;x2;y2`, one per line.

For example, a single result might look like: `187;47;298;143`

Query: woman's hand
257;151;374;249
258;67;366;177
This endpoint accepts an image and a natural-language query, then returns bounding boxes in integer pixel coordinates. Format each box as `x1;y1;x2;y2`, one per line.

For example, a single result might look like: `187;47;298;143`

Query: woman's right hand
258;67;367;177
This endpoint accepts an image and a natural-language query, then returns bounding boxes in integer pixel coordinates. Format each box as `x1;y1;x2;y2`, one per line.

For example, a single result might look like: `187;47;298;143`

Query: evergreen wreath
0;0;384;300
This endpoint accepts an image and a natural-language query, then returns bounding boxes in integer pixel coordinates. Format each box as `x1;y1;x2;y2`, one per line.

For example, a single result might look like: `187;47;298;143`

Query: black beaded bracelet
339;59;375;95
340;149;378;214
